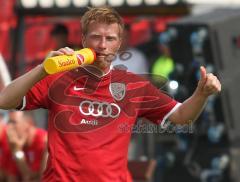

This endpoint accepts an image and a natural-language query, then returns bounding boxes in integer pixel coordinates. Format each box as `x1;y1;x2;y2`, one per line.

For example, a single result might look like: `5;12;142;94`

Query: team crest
110;82;126;101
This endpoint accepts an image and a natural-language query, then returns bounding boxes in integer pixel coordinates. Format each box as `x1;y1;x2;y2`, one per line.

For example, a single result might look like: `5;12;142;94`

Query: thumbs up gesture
196;66;221;97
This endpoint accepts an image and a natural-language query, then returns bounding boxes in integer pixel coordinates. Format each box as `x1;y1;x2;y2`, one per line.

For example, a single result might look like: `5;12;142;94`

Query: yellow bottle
43;48;96;74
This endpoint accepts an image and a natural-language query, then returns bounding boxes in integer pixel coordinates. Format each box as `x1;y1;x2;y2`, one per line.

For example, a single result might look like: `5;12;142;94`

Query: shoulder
36;128;47;137
34;128;47;147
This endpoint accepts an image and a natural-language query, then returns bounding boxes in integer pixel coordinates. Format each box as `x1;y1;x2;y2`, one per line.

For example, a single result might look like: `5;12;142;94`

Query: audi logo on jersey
49;68;171;133
79;100;121;118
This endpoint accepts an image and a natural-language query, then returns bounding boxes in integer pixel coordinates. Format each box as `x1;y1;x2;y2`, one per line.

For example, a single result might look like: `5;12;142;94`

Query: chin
95;59;111;70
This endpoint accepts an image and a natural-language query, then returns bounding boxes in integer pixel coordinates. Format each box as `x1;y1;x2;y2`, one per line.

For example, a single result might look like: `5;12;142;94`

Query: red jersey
20;68;180;182
1;127;47;177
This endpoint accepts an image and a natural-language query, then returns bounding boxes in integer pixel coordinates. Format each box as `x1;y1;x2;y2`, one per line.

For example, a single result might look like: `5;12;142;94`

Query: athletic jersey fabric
20;67;180;182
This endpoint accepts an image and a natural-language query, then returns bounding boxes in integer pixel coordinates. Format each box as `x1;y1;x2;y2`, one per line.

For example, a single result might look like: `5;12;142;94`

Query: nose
98;38;107;50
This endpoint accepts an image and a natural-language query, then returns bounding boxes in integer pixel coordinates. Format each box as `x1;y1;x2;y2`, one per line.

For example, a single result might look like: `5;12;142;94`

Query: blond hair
81;7;124;37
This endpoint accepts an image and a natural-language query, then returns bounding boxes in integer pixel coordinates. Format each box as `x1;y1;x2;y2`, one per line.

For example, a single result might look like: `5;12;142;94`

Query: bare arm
169;66;221;124
7;124;43;181
0;65;47;109
40;135;48;176
12;150;34;181
13;134;48;181
12;150;45;182
6;175;17;182
0;48;74;110
0;170;6;182
7;124;33;181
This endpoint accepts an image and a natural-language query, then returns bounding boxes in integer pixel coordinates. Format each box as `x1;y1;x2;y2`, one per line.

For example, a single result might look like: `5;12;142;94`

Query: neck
102;66;111;75
83;65;111;77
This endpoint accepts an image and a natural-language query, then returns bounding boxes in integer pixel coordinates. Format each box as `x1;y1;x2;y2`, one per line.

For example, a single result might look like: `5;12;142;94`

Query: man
0;111;47;182
151;31;175;79
0;7;221;182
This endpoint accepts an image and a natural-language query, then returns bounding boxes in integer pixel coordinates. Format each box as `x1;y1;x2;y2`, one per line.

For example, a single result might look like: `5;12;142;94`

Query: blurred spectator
112;24;149;74
51;23;72;50
151;32;175;79
0;111;47;182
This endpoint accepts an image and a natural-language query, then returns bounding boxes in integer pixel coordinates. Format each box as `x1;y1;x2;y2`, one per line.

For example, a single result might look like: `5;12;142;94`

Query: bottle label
58;58;75;67
76;54;84;65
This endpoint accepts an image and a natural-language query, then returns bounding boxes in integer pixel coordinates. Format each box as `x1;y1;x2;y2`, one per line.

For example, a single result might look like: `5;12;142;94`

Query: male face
8;112;30;137
82;22;122;72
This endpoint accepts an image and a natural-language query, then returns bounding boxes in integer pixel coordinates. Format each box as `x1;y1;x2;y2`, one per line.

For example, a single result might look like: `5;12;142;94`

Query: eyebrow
88;32;118;38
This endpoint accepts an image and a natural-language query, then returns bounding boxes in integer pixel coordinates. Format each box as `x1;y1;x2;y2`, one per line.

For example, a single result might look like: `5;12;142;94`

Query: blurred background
1;0;240;181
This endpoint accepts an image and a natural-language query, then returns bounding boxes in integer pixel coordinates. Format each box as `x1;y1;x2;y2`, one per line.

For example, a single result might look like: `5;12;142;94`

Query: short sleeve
19;77;50;110
138;81;181;127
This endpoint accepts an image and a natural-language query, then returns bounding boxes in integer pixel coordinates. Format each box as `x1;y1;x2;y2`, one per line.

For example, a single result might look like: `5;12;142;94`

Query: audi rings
79;100;121;118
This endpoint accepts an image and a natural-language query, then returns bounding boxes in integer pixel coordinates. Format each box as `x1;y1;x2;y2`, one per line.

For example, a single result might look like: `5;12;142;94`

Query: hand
196;66;221;98
7;124;28;151
46;47;75;58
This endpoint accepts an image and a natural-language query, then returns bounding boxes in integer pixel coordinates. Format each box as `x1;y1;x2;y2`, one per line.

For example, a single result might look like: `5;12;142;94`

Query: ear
117;45;121;51
117;38;122;50
82;35;86;48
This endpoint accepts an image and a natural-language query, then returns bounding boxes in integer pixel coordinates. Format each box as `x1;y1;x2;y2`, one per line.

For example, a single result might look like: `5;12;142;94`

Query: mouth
95;52;116;63
96;52;108;57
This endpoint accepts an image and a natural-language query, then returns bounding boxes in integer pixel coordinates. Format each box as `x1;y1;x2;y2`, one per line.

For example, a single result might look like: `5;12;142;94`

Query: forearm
12;150;34;181
169;91;208;124
6;175;17;182
0;170;6;182
0;65;47;109
40;150;48;175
